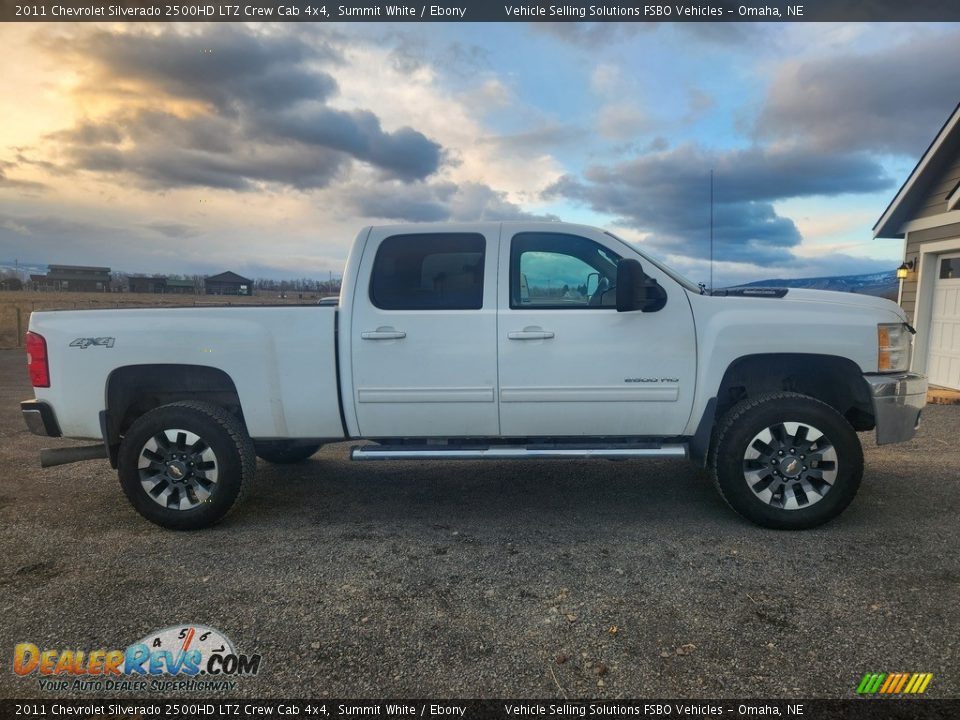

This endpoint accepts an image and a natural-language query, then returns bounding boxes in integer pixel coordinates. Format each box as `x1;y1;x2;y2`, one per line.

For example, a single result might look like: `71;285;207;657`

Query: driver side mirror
616;259;667;313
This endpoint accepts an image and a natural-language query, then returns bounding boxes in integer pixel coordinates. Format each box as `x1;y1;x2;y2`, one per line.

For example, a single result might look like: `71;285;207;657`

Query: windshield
603;231;702;293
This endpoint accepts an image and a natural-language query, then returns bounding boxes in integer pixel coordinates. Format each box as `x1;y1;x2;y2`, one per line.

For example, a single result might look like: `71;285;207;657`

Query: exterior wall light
896;259;915;280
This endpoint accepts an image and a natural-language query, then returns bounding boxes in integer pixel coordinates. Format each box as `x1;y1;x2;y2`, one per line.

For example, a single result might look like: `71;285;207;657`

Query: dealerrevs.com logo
13;625;262;693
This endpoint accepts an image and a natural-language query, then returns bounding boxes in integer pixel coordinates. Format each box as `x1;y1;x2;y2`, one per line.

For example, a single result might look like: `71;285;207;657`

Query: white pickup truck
22;222;927;530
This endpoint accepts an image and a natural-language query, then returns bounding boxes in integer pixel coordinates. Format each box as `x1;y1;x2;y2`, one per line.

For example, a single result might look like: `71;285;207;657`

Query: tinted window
511;232;621;309
371;233;485;310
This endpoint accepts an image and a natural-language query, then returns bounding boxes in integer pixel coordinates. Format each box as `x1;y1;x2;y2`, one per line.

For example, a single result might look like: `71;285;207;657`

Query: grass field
0;290;325;348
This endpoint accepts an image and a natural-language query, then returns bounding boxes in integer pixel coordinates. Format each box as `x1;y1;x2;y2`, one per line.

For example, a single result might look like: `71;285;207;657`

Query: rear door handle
508;326;555;340
361;327;406;340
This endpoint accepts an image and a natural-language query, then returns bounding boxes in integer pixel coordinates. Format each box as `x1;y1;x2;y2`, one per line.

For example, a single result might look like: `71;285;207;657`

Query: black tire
117;401;256;530
255;441;322;464
711;392;863;530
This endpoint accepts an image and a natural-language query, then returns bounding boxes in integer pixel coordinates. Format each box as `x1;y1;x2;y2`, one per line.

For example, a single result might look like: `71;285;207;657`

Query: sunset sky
1;21;958;285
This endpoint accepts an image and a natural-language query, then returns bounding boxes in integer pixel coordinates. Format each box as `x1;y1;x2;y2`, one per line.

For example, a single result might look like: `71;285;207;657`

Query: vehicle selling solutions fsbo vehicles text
503;5;726;18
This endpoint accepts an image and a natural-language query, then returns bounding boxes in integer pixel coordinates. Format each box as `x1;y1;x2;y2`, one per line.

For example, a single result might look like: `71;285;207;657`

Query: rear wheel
117;401;255;530
711;392;863;530
255;441;322;464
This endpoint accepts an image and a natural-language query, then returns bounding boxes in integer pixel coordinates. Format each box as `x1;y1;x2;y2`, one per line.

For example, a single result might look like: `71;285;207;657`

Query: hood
712;286;907;322
771;288;905;318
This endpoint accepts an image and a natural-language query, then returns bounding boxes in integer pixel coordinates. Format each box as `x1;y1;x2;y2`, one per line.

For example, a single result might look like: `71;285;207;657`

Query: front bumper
21;400;62;438
863;372;927;445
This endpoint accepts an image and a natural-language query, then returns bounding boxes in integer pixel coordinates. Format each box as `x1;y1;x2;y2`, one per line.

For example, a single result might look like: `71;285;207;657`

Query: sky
1;21;959;286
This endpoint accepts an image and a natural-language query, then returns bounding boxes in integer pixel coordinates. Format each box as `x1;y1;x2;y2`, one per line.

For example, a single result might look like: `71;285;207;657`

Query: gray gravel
0;348;957;699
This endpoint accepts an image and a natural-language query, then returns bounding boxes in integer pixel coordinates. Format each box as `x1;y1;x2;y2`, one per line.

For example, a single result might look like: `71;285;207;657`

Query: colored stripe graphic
857;672;932;695
892;673;909;694
857;673;886;694
879;674;897;694
906;673;933;694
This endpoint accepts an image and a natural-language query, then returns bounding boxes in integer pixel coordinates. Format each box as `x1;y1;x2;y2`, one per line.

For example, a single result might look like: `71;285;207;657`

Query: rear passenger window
370;233;485;310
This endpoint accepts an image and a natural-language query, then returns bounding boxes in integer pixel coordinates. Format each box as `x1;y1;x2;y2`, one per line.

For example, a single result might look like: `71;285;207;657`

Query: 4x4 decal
69;337;115;349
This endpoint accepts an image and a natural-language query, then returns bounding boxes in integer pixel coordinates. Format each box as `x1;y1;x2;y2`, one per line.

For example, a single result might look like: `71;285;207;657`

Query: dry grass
0;290;323;348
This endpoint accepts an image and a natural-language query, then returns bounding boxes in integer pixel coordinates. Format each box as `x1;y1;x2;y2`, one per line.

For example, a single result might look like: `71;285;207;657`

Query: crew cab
21;222;927;530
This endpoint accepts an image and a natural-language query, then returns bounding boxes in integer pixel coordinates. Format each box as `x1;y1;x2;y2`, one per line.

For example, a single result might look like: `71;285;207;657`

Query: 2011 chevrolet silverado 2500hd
21;222;927;530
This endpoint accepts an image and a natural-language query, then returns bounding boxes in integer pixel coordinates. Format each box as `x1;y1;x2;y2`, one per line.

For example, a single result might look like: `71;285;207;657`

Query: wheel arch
690;353;874;466
103;364;246;468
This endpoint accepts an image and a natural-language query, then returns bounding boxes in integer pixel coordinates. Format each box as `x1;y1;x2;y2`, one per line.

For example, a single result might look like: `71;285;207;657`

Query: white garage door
929;252;960;390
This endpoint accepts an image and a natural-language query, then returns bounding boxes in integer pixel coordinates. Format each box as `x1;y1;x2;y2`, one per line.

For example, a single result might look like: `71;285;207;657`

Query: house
30;265;111;292
874;102;960;391
165;278;197;294
128;276;167;294
205;271;253;296
128;276;198;294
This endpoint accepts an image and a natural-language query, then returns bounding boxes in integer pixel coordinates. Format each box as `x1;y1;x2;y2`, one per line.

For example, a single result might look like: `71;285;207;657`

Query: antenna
709;169;714;293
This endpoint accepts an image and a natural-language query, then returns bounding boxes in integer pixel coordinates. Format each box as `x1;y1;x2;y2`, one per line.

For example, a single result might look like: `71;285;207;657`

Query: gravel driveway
0;348;957;699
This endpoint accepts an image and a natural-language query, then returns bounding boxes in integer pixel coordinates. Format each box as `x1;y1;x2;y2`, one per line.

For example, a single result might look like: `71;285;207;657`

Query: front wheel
711;392;863;530
117;401;256;530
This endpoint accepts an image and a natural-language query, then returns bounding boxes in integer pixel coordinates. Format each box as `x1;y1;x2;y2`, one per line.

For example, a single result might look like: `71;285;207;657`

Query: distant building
128;276;198;294
31;265;111;292
205;271;253;296
128;276;166;294
165;278;197;294
0;277;23;291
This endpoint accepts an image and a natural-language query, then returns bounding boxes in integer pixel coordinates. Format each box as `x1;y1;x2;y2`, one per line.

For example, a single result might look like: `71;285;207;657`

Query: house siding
901;236;921;320
898;141;960;321
913;156;960;219
901;221;960;321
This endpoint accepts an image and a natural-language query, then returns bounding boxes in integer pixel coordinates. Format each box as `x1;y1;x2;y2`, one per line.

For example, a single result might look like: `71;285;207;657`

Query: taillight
26;332;50;388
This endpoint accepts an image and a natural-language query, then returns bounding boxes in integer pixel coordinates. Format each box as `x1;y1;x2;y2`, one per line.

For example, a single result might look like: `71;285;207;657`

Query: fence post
16;307;22;346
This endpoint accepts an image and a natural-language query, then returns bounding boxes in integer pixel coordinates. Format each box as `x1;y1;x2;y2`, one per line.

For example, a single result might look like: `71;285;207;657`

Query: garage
929;253;960;389
874;101;960;390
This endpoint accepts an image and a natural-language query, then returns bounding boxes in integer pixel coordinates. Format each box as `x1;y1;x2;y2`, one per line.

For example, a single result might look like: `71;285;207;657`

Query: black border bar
3;699;959;720
3;0;960;23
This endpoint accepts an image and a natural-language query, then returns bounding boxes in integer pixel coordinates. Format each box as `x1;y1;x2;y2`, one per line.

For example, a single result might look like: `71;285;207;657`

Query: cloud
484;122;581;154
755;29;960;156
546;143;892;265
259;107;441;182
0;165;44;191
347;181;455;222
386;32;491;77
344;180;560;223
597;103;653;140
42;26;443;190
685;89;715;123
0;212;141;268
64;25;341;112
142;222;201;239
0;210;326;277
534;21;758;48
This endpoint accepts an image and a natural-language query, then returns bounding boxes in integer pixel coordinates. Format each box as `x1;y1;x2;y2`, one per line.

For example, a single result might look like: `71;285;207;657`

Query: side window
370;233;485;310
511;232;621;309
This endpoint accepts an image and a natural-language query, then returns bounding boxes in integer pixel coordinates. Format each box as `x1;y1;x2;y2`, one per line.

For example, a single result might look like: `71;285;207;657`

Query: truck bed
28;306;345;441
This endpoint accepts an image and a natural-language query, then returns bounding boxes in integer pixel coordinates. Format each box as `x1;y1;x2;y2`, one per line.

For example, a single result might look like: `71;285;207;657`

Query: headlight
877;323;910;372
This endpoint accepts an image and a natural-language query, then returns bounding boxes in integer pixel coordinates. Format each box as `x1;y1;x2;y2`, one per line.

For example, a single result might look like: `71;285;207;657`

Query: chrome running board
351;443;688;461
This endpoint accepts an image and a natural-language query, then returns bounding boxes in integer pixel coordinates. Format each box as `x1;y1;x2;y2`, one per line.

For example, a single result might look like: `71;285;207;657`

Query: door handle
508;326;555;340
361;327;407;340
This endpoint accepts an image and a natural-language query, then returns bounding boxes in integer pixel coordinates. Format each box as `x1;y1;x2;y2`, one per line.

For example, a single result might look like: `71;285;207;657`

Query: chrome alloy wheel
742;422;838;510
137;429;219;510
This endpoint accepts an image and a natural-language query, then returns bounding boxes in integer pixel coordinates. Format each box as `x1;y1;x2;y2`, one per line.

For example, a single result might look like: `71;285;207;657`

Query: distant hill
739;269;898;300
0;261;47;278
